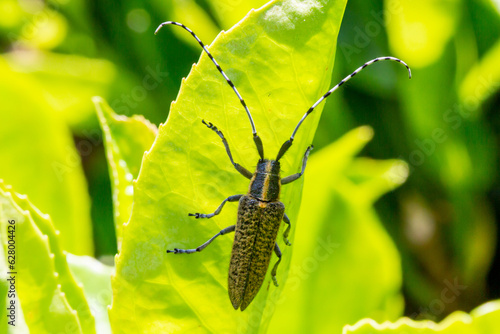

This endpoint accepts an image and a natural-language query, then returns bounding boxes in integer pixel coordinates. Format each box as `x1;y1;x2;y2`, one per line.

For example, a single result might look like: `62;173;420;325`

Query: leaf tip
358;125;374;140
92;95;103;103
384;160;409;186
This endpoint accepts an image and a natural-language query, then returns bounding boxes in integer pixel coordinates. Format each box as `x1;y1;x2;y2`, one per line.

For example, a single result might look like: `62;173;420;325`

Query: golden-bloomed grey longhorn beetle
155;21;411;311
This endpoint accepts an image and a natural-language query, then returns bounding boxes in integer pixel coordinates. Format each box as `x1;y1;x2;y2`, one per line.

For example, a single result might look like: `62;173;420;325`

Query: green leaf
110;0;348;332
343;300;500;334
268;127;407;333
0;181;87;333
94;97;158;248
0;181;96;333
66;254;114;334
0;57;93;256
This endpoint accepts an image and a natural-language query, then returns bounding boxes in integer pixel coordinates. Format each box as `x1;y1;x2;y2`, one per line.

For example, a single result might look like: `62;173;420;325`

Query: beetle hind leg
283;214;292;246
271;243;282;286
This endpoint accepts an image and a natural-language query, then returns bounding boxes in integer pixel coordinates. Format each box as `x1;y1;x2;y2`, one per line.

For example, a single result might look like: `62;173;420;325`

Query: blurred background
0;0;498;323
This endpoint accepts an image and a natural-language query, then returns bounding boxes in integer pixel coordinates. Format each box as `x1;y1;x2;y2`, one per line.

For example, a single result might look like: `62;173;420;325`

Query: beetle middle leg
202;120;253;179
271;243;282;286
281;145;313;184
189;194;243;219
167;225;236;254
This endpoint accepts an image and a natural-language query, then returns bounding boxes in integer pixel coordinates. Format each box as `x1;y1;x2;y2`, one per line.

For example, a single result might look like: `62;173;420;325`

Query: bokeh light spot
126;9;150;33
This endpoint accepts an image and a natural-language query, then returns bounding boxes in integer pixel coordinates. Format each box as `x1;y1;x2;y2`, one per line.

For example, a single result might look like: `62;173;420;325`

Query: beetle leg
202;120;253;179
167;225;236;254
189;194;243;219
281;145;313;185
271;243;282;286
283;214;292;246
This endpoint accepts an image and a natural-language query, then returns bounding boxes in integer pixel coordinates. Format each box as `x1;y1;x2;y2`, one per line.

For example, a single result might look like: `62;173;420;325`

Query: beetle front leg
281;145;313;185
167;225;236;254
189;194;243;219
271;243;282;286
283;214;292;246
202;120;253;179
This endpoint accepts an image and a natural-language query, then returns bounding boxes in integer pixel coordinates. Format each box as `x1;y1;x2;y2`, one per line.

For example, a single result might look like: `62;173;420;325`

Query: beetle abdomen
228;195;285;310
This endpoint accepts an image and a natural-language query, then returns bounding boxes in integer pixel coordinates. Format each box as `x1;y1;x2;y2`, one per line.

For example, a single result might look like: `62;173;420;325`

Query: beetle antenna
276;56;411;160
155;21;265;160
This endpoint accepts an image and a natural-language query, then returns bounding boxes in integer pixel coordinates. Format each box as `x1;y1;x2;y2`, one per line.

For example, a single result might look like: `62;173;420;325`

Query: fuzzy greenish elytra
155;21;412;311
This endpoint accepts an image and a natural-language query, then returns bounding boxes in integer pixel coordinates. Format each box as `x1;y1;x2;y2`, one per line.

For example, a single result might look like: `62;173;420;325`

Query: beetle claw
202;119;215;129
272;276;279;287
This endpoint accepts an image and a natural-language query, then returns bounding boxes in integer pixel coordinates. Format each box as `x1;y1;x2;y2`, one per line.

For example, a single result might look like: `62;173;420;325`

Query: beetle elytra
155;21;411;311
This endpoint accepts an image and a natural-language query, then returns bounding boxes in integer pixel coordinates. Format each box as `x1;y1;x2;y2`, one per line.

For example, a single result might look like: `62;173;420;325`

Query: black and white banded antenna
155;21;265;160
276;56;412;160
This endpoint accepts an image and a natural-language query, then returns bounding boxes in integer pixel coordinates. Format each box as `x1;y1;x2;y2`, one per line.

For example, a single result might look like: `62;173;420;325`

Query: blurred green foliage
324;0;500;318
0;0;499;332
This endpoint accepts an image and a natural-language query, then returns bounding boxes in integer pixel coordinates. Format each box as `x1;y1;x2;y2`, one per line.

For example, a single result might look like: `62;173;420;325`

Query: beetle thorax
248;159;281;202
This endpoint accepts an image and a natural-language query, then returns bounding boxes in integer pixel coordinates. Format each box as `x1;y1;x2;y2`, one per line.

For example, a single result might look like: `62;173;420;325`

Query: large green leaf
0;181;88;333
0;57;93;256
343;300;500;334
110;0;348;332
94;97;158;248
268;127;407;333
